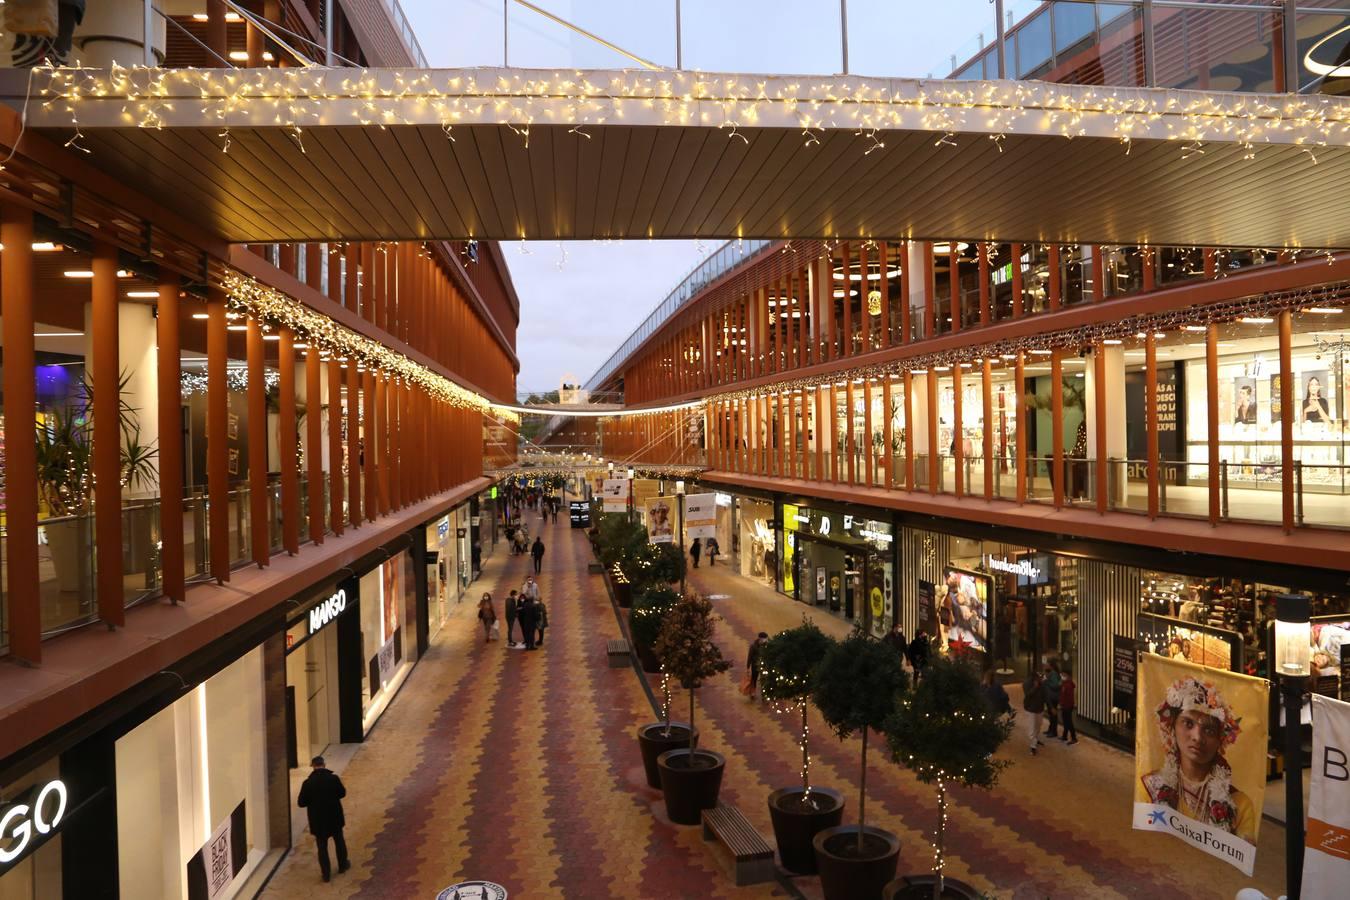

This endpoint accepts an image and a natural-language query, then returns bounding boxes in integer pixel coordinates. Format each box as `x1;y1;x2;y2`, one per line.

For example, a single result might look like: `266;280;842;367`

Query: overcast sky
401;0;1010;393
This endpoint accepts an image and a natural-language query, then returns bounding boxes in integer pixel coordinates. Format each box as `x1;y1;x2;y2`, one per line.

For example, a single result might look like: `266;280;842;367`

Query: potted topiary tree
810;632;908;900
882;657;1013;900
633;585;695;789
653;593;732;825
760;620;844;874
630;585;680;673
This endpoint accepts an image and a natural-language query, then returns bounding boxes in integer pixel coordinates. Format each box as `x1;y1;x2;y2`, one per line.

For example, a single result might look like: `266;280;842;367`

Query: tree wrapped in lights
883;657;1013;899
811;632;908;854
759;619;836;805
653;593;731;759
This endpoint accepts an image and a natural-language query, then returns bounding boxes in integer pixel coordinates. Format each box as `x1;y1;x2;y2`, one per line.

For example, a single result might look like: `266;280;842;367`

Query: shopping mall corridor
260;510;1287;899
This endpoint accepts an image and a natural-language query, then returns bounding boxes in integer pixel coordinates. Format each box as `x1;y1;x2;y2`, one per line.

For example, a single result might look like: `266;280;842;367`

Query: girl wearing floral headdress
1140;676;1256;843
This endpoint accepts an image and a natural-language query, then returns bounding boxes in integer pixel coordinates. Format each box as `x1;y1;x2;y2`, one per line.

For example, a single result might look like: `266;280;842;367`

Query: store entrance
794;535;889;636
285;623;340;770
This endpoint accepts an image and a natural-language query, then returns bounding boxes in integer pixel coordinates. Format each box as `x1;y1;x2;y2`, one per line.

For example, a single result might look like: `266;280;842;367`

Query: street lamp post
676;480;686;596
1275;592;1311;900
627;466;636;524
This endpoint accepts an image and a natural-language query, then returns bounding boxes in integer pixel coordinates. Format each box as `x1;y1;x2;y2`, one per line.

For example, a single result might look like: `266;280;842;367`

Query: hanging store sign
1113;635;1138;712
684;493;718;539
1303;694;1350;896
985;555;1041;582
601;478;629;513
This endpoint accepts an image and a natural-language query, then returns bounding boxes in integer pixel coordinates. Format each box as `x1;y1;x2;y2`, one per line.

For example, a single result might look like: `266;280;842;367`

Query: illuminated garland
705;282;1350;404
34;66;1350;171
180;367;280;396
222;271;518;422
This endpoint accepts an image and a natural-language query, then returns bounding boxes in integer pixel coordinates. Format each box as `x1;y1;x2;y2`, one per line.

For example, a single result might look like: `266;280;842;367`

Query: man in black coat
518;596;539;651
297;756;349;882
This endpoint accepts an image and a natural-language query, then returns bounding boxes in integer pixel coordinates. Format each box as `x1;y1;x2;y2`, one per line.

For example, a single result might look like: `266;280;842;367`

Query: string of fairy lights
222;271;518;423
32;65;1350;170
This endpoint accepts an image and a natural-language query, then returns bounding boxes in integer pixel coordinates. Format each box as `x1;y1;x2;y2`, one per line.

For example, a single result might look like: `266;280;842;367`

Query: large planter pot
634;641;662;673
656;748;725;825
44;517;91;594
767;787;845;875
883;874;982;900
613;579;633;609
813;824;901;900
637;723;697;789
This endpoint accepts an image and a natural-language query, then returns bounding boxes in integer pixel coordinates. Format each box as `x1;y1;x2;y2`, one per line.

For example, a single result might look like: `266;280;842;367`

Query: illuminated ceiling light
263;334;281;341
228;51;249;62
1240;316;1275;325
191;313;209;320
1029;349;1052;355
933;365;951;372
126;290;158;298
1103;338;1123;345
294;343;309;350
192;12;242;21
909;369;928;374
1000;354;1017;360
1182;325;1207;332
31;241;61;251
63;270;94;278
932;242;970;255
1305;307;1343;314
33;331;83;337
227;324;247;332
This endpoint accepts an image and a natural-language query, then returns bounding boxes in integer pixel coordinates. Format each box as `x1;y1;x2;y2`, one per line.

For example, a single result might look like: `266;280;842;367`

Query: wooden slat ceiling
5;68;1349;249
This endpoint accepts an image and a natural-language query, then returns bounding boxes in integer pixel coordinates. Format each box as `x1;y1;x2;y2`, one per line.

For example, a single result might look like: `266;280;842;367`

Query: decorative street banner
1132;654;1269;875
601;478;628;513
1304;694;1350;897
683;493;718;539
644;497;675;543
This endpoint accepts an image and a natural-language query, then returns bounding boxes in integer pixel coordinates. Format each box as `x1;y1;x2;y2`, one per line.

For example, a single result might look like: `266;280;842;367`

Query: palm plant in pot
810;631;909;900
760;619;843;874
882;657;1013;900
653;592;731;825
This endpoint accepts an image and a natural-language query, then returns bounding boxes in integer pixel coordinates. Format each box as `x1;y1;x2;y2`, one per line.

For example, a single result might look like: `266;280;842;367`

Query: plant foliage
883;656;1013;790
759;619;835;704
812;632;909;740
653;593;731;690
629;585;681;649
630;541;686;590
595;513;647;568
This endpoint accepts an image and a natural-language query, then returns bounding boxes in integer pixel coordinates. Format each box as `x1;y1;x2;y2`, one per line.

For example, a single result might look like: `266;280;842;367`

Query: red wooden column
207;288;231;581
279;328;300;554
1279;310;1295;533
327;244;343;305
390;380;402;510
305;245;323;292
360;244;375;321
863;379;875;486
845;381;857;484
92;244;124;626
157;274;185;604
827;384;839;481
376;374;389;515
883;376;895;488
1091;247;1105;301
363;371;376;521
347;363;362;526
1010;243;1024;318
2;207;41;661
1203;248;1217;279
879;246;893;346
373;245;387;332
813;388;824;481
247;318;270;567
982;359;994;499
1142;247;1156;292
841;244;855;356
777;392;787;476
1015;353;1027;504
278;244;297;277
327;359;345;536
1205;326;1220;525
1051;350;1064;510
1095;347;1108;515
1145;334;1160;519
205;0;228;58
823;253;838;362
305;348;324;543
953;365;964;496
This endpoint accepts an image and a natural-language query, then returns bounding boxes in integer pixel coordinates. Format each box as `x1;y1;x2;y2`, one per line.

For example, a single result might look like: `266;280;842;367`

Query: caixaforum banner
1132;654;1268;876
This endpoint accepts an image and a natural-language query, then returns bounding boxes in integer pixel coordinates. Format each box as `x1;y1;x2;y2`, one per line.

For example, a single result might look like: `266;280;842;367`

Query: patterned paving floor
261;513;1288;899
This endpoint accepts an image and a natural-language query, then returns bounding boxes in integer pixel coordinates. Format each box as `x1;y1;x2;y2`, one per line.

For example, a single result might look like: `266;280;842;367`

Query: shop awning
4;67;1349;248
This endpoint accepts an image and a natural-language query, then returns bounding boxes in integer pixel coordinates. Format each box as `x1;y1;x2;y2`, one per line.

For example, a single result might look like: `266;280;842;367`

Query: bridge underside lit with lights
4;67;1349;249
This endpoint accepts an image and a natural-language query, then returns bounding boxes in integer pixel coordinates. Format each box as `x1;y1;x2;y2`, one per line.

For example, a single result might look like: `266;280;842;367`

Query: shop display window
360;551;418;732
0;760;63;900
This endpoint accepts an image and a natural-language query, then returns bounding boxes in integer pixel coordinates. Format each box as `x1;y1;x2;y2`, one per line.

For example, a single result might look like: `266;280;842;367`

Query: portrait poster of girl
1133;655;1268;875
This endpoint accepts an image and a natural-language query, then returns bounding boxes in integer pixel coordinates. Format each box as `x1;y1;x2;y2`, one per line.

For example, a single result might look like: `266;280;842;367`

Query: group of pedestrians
1021;659;1077;755
688;537;720;568
476;576;549;650
881;623;934;680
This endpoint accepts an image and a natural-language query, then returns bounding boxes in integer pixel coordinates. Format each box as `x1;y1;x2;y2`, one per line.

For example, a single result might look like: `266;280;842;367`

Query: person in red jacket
1059;668;1078;744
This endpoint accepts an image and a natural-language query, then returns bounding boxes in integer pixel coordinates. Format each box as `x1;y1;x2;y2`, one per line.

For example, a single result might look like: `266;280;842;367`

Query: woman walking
477;593;497;643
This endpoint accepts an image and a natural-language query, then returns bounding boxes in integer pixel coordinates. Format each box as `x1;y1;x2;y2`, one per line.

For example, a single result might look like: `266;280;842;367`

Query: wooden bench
606;639;631;668
587;561;604;574
701;804;775;886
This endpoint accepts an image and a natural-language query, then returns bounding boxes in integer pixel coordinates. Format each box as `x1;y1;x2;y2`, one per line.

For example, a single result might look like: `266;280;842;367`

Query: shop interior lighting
1240;316;1275;324
31;241;61;251
1306;307;1343;314
192;12;242;21
125;290;158;298
1103;338;1123;345
263;334;281;341
33;331;83;337
227;324;247;332
1182;325;1207;332
191;312;209;319
63;270;93;278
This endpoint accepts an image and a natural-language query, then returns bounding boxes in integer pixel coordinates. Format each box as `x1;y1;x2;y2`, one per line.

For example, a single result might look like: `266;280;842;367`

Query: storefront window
0;760;63;899
736;498;777;587
1021;244;1051;315
115;648;272;900
988;243;1017;321
783;505;893;636
1101;245;1144;297
1158;246;1205;284
360;550;418;732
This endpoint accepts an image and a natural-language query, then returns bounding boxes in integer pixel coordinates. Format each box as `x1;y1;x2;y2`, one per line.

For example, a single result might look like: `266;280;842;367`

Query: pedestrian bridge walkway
259;510;1286;898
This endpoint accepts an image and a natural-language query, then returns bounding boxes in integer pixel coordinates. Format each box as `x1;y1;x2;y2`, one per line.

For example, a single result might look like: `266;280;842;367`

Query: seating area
701;805;776;887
